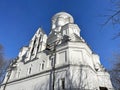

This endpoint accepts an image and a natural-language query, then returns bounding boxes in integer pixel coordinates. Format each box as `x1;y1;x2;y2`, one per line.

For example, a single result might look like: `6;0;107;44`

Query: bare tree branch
0;44;9;84
103;10;120;26
109;52;120;90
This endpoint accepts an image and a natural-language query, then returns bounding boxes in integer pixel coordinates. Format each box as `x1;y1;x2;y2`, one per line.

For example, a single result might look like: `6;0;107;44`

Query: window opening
61;78;65;89
31;37;37;55
42;63;44;70
18;69;21;78
31;48;34;55
37;37;40;52
29;67;31;74
18;71;20;78
39;63;41;71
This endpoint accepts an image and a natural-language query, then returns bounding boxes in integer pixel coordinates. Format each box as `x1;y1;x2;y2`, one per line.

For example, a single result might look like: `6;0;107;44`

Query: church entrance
99;87;108;90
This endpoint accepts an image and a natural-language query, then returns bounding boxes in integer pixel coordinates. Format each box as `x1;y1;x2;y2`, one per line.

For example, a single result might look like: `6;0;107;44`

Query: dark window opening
29;68;31;74
39;63;41;71
95;68;98;71
37;37;41;53
37;43;40;52
42;63;44;70
99;87;108;90
31;38;37;55
31;47;34;55
61;78;65;90
33;38;36;45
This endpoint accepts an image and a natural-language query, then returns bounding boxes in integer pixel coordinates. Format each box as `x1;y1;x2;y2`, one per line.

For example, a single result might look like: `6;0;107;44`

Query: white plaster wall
67;65;98;89
97;72;114;90
1;67;69;90
5;73;50;90
61;24;80;37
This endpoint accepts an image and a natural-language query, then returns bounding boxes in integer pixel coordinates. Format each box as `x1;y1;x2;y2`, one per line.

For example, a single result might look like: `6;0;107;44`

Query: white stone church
0;12;114;90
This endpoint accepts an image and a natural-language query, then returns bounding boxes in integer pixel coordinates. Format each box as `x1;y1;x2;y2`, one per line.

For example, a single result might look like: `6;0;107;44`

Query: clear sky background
0;0;120;69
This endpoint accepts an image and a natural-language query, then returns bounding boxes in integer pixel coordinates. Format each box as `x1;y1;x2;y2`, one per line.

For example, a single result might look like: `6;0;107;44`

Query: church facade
0;12;114;90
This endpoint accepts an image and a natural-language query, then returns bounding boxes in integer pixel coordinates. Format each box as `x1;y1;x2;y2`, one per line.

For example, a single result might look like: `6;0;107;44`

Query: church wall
97;72;113;90
1;66;69;90
5;72;50;90
67;65;99;90
67;42;95;70
55;41;101;90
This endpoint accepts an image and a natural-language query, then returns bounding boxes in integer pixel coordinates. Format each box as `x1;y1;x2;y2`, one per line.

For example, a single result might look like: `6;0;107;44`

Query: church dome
51;12;74;29
52;12;74;23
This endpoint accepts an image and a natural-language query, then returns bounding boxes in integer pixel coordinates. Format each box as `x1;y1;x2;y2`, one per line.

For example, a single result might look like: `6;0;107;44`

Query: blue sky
0;0;120;69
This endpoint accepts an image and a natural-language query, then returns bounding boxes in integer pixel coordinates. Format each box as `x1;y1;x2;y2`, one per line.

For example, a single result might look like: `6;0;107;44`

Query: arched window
39;63;41;71
42;61;45;70
29;67;31;74
17;69;21;78
61;78;65;89
42;63;44;70
27;64;32;75
31;37;37;55
37;36;41;53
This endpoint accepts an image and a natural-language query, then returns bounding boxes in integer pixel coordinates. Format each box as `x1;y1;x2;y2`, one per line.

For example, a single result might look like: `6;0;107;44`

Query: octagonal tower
47;12;81;48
